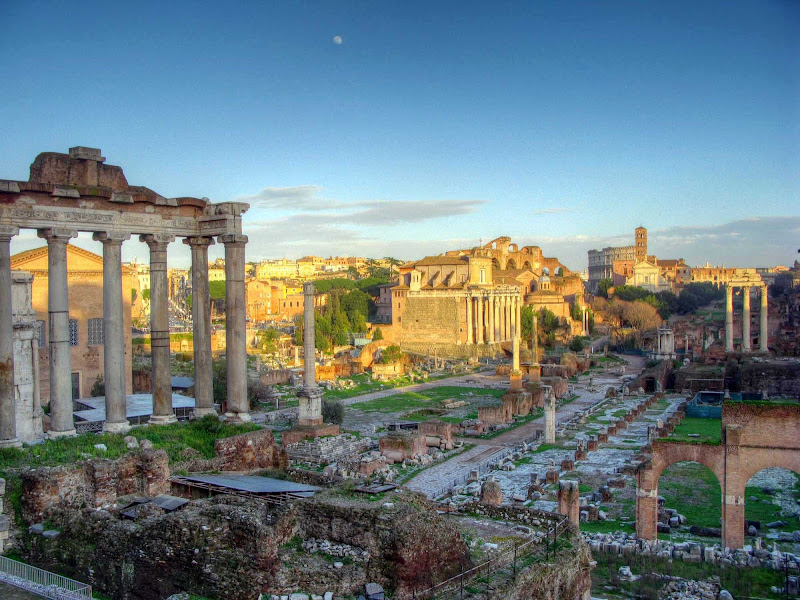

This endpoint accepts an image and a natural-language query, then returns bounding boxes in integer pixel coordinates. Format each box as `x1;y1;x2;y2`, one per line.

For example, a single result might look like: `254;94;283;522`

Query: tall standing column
725;286;734;352
141;234;176;424
493;295;500;342
0;227;21;447
759;285;768;352
487;296;495;343
38;228;78;438
298;281;322;426
184;236;216;417
503;296;511;341
476;295;484;344
465;296;473;344
220;234;250;423
94;232;131;433
515;296;521;342
742;286;751;352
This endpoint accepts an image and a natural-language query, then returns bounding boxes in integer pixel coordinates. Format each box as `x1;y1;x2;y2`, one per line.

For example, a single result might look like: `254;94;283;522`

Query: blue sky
1;0;798;270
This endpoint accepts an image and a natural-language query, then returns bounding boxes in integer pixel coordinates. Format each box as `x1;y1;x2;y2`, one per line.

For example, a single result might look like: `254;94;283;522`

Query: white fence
0;556;92;600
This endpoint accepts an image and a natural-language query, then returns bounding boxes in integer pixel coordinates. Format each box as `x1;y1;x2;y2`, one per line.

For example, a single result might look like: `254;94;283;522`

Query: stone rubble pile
584;531;800;571
301;537;371;562
658;579;721;600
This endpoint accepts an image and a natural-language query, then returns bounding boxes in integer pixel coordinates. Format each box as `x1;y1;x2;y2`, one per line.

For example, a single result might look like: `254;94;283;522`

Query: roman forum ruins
0;147;251;446
725;270;769;353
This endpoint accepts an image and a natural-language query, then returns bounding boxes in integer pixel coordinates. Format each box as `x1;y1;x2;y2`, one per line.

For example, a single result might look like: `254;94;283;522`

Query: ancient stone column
465;295;473;344
0;226;21;447
38;228;78;437
220;234;250;423
759;285;768;352
558;481;580;524
725;285;734;352
184;236;216;417
636;465;658;541
141;234;176;425
298;281;323;426
544;391;556;444
742;285;751;352
94;232;131;434
492;296;498;342
512;325;520;372
487;296;495;343
515;296;521;342
476;295;484;344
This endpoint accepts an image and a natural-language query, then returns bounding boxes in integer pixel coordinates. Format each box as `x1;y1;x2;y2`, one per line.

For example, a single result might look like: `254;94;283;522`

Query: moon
333;35;343;45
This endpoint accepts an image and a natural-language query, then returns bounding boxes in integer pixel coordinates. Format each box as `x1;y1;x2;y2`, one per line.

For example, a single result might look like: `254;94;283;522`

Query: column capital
140;233;175;249
303;281;315;295
37;228;78;243
0;225;19;242
92;231;131;244
218;233;248;245
182;235;216;248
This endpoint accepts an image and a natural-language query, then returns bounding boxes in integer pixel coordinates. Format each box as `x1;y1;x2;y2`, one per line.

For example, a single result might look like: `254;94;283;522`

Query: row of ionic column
725;285;768;353
465;293;522;345
0;227;250;447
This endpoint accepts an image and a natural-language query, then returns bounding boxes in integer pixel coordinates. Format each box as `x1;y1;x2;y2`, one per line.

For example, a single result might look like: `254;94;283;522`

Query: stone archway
506;258;517;270
743;467;800;543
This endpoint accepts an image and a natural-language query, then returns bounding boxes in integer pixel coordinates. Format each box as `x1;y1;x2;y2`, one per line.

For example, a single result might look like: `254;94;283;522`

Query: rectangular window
36;320;46;348
88;318;104;346
69;319;79;347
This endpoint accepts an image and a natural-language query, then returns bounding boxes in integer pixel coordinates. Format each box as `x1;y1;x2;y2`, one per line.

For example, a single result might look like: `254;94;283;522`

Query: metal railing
412;516;570;599
0;556;92;600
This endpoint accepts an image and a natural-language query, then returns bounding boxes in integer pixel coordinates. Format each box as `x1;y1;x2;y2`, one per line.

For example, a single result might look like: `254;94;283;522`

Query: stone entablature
0;147;251;445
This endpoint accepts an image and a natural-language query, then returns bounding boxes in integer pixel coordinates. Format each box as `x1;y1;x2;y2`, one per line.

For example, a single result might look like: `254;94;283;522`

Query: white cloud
532;207;572;216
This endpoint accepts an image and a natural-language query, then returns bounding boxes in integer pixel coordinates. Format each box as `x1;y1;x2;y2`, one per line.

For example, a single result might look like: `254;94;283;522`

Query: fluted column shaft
142;234;176;424
487;296;495;343
476;295;484;343
760;286;768;352
0;227;21;447
220;234;250;422
94;232;131;433
515;296;521;342
184;236;216;417
38;228;78;437
742;286;751;352
725;286;734;352
465;295;473;344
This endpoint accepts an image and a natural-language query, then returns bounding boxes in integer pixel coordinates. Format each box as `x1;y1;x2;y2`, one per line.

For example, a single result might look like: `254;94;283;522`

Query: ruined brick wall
478;399;513;425
212;428;289;471
726;360;800;397
379;432;428;460
22;449;170;523
542;376;568;398
400;296;460;346
722;402;800;450
418;421;454;449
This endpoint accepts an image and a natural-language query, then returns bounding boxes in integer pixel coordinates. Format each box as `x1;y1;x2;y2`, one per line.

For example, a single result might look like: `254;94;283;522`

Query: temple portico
0;147;250;444
725;271;768;353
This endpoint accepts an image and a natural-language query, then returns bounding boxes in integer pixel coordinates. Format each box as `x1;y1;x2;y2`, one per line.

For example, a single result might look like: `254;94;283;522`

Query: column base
223;411;252;424
48;429;77;439
103;420;131;435
0;437;22;448
192;407;219;419
148;414;178;425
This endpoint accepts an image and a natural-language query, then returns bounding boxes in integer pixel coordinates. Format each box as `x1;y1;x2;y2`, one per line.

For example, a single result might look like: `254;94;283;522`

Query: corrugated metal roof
180;474;318;496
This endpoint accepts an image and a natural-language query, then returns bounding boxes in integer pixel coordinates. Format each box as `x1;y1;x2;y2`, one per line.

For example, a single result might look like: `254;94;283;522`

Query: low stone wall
418;421;454;450
380;432;428;462
22;449;170;523
281;424;341;447
478;401;513;426
542;376;568;398
212;429;289;471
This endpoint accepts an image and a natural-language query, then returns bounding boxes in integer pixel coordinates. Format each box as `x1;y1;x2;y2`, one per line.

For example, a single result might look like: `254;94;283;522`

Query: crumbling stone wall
211;428;288;471
22;449;170;523
418;421;454;450
725;359;800;397
380;432;428;462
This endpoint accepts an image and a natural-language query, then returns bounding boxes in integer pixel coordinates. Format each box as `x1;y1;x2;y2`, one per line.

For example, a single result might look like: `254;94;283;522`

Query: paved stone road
0;581;45;599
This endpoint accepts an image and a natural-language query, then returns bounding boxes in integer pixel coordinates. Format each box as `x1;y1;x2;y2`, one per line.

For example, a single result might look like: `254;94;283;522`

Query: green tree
90;375;105;397
381;344;402;364
209;281;226;300
293;314;303;345
569;337;584;352
341;289;370;325
257;328;280;354
322;398;345;424
212;358;227;403
597;278;613;298
614;285;651;302
142;288;151;302
372;327;384;341
520;304;534;341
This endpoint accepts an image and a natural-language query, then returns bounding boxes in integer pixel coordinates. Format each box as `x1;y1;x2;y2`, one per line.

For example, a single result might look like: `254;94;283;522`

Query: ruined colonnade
465;291;522;345
0;147;250;446
725;282;768;353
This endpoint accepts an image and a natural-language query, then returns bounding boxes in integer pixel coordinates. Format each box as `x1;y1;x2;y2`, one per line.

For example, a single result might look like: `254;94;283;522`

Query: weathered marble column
0;226;21;447
742;286;751;352
184;236;216;417
515;296;521;342
512;325;520;372
141;234;176;424
465;296;473;344
759;285;768;352
725;285;734;352
499;296;506;341
487;296;495;343
220;234;250;423
476;295;484;344
544;391;556;444
493;295;500;342
504;296;511;341
298;281;323;426
38;228;78;437
94;232;131;433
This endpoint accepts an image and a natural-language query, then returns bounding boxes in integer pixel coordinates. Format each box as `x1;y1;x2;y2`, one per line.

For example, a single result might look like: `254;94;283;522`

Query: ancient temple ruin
0;147;250;446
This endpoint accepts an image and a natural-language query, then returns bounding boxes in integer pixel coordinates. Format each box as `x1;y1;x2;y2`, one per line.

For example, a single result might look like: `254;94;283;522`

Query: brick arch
737;448;800;490
650;445;725;488
506;258;517;270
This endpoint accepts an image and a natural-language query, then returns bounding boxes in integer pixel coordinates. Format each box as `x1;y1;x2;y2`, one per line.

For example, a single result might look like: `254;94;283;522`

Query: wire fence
0;555;92;600
411;516;570;600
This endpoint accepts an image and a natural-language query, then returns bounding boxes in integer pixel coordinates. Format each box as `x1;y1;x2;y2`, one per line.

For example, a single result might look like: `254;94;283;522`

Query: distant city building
587;227;647;293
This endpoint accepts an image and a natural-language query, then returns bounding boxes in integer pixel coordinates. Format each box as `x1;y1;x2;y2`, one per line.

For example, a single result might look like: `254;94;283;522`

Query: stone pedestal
509;370;523;392
558;481;580;524
480;478;502;506
545;468;559;485
544;395;556;444
298;385;323;427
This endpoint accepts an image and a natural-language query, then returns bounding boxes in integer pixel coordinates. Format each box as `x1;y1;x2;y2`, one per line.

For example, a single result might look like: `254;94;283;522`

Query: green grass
350;386;504;414
580;520;634;534
663;417;722;445
321;372;472;401
532;442;566;453
476;408;543;439
659;461;721;529
744;483;800;532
